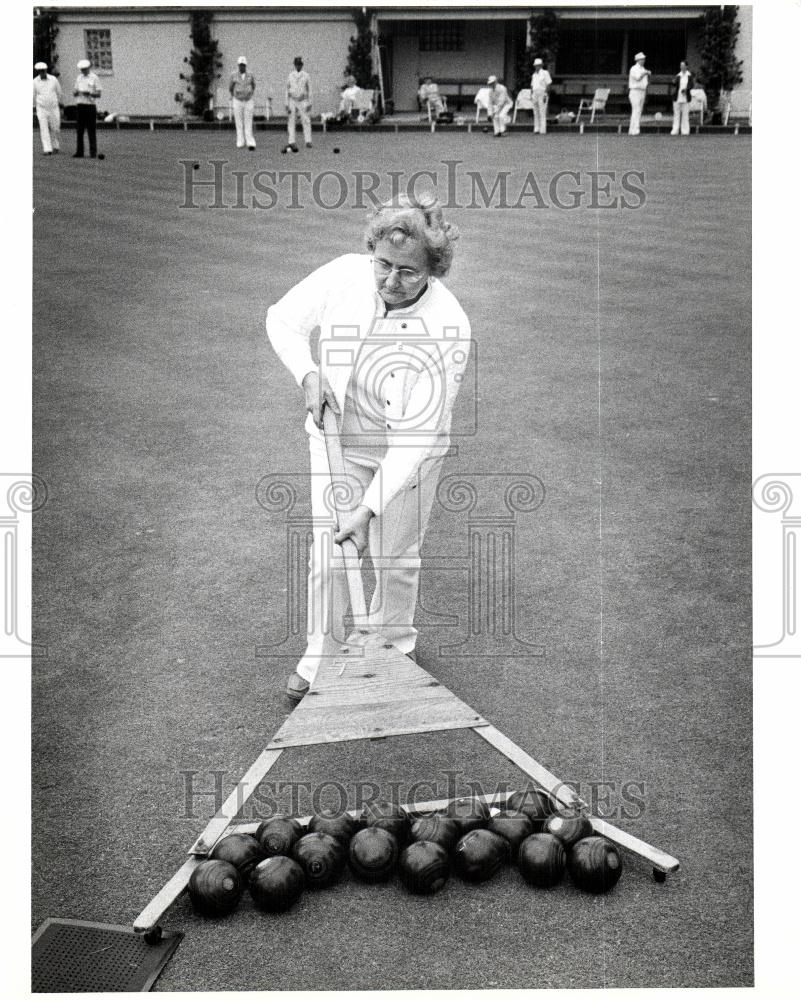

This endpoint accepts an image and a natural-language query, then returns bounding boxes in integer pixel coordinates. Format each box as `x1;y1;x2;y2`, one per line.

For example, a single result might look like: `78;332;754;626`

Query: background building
42;5;752;119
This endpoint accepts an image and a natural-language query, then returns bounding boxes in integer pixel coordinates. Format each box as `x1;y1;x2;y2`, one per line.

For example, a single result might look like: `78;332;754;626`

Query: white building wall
213;13;354;116
731;3;752;113
54;9;354;118
56;12;191;117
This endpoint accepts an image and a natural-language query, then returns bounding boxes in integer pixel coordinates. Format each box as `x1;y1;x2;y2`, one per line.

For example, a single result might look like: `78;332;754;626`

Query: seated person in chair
338;75;362;119
418;77;445;117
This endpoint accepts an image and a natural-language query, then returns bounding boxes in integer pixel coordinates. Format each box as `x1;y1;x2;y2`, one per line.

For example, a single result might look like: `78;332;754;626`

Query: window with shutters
84;28;113;72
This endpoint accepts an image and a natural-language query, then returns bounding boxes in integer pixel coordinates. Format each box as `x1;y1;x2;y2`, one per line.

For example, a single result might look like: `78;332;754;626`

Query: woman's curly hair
364;192;460;278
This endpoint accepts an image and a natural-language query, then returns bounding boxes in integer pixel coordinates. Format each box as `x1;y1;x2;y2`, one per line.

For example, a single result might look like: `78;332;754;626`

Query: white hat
77;59;91;69
487;75;497;85
237;55;247;65
533;58;543;66
634;52;646;61
34;61;48;70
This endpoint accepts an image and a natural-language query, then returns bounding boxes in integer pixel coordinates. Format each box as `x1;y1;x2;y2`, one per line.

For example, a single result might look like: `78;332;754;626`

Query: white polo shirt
33;74;63;108
530;69;552;95
286;69;311;102
628;65;649;91
266;253;471;514
74;71;101;104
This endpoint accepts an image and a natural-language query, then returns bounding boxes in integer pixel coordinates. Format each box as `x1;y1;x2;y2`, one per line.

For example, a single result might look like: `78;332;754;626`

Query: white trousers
532;93;548;134
36;104;60;153
232;97;255;147
287;98;312;145
671;101;690;135
297;430;444;682
628;90;646;135
492;102;513;135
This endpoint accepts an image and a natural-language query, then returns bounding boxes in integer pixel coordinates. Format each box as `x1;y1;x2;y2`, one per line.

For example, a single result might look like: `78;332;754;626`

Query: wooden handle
322;406;368;624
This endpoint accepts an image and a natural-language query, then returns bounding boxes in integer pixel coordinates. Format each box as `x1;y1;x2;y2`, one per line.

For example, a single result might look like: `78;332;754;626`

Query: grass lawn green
32;128;751;989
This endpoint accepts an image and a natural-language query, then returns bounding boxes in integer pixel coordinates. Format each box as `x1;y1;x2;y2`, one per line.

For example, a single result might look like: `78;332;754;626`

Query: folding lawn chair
576;87;610;124
512;88;534;123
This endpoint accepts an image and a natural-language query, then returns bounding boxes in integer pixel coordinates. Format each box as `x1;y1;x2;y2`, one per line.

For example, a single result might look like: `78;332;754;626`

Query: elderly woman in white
267;195;471;700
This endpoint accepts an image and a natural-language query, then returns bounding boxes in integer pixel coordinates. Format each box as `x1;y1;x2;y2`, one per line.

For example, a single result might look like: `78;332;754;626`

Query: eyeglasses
372;258;424;284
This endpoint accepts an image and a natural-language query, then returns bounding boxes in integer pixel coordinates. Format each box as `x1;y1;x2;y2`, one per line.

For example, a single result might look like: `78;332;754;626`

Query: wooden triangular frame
267;633;487;749
134;657;680;935
133;410;680;936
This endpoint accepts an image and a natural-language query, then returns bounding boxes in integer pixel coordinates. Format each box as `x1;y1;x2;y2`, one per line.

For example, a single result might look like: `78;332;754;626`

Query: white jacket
266;253;471;515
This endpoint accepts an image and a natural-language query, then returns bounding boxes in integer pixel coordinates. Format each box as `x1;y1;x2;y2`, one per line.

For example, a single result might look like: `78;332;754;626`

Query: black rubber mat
32;919;182;993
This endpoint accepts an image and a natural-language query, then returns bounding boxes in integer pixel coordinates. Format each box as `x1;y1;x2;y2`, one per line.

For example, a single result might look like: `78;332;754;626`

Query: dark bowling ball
249;856;305;912
409;814;460;852
256;815;303;857
452;829;507;883
97;153;105;160
518;833;567;888
333;147;340;153
292;832;346;889
544;812;594;850
308;809;359;845
210;833;267;879
507;788;556;830
361;799;410;844
446;795;490;834
568;836;623;894
398;841;450;895
348;827;399;883
486;810;534;861
188;859;243;917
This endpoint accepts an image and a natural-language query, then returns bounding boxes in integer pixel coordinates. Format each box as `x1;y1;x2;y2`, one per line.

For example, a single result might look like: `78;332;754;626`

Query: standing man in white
285;56;312;152
530;58;552;135
628;52;651;135
33;62;63;155
229;56;256;150
670;60;695;136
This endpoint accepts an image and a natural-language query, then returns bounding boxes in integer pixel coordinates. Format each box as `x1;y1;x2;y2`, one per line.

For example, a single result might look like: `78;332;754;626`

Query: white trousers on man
492;102;513;135
232;96;255;147
671;101;690;136
296;430;444;683
628;89;646;135
532;93;548;134
287;97;312;145
36;104;61;153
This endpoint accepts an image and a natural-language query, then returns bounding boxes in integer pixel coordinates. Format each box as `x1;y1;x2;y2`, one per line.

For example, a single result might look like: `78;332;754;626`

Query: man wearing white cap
670;60;695;136
285;56;312;151
627;52;651;136
530;58;552;135
486;76;512;137
73;59;101;157
229;56;257;149
33;62;63;155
